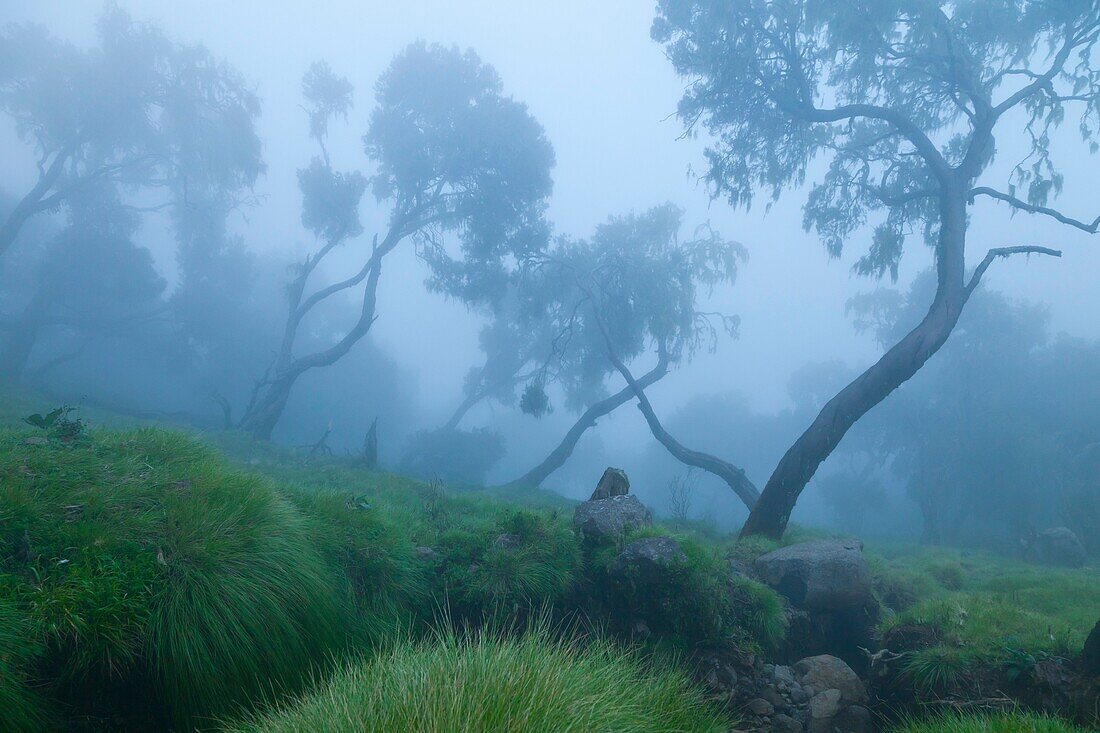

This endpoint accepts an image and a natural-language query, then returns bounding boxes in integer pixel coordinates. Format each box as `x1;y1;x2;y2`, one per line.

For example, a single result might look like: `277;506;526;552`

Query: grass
875;548;1099;660
222;623;728;733
887;710;1090;732
0;597;51;732
0;428;353;729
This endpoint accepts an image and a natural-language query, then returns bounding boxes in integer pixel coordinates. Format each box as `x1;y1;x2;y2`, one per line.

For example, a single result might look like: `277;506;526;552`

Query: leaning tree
501;203;751;496
654;0;1100;538
237;46;554;440
0;6;262;262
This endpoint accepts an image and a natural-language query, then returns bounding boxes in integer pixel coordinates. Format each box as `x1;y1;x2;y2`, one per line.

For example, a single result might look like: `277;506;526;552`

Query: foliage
398;427;507;485
222;623;728;733
23;405;85;442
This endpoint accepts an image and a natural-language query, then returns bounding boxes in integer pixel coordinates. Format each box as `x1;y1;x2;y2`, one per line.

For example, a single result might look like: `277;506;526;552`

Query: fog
3;1;1099;544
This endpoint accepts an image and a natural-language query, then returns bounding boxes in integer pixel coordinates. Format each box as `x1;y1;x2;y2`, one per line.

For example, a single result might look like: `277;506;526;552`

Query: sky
2;0;1098;455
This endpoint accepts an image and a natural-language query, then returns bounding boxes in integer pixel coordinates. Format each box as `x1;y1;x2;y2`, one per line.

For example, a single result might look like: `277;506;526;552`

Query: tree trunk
237;372;298;441
0;325;40;384
501;358;669;489
633;397;760;510
741;184;971;539
442;389;484;432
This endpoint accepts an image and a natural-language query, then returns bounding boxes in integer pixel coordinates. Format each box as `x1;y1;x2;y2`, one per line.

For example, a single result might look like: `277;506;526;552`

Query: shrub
0;429;351;729
398;427;505;485
223;625;727;733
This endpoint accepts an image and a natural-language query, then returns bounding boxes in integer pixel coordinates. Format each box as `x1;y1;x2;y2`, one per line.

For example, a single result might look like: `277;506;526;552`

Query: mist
3;0;1099;545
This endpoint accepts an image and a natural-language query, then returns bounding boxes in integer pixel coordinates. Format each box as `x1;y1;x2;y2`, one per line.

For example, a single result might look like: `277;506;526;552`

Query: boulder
771;713;803;733
1028;527;1088;568
793;655;867;705
590;467;630;500
1084;618;1100;676
573;494;652;545
832;704;872;733
754;539;871;612
808;688;841;721
609;536;687;585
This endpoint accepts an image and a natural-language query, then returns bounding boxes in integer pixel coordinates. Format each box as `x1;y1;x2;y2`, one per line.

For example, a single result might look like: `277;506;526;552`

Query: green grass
875;547;1099;659
0;597;51;732
222;624;727;733
887;710;1090;732
0;428;354;729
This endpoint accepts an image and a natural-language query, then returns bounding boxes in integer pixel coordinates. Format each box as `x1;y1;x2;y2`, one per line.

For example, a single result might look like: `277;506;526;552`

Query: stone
609;536;687;586
833;704;872;733
754;539;872;612
415;546;436;561
590;467;630;500
746;698;774;716
1084;618;1100;676
1028;527;1088;568
809;688;842;720
793;655;867;705
23;436;48;445
573;494;652;545
773;665;797;686
772;713;803;733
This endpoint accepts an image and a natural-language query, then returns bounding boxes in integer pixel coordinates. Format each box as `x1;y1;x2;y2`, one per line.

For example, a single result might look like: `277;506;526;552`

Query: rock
772;713;803;733
793;655;867;705
1028;527;1088;568
754;539;871;612
1084;618;1100;676
746;698;774;716
573;494;652;545
23;436;48;446
591;467;630;500
415;546;437;561
832;704;872;733
773;665;797;687
808;688;841;720
609;537;687;585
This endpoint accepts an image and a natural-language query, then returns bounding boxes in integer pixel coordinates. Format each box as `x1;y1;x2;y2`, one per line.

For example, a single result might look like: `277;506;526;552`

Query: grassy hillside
0;397;1094;732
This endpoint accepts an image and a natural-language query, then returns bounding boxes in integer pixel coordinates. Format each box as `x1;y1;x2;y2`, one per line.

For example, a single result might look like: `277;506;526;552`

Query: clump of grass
288;487;432;643
0;597;51;732
902;645;977;694
589;528;785;652
888;709;1089;732
0;428;352;729
222;624;727;733
435;508;580;621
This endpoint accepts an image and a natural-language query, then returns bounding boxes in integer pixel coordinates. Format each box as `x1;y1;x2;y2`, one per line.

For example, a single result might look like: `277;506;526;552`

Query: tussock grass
0;428;352;728
0;597;51;732
888;710;1089;732
223;624;727;733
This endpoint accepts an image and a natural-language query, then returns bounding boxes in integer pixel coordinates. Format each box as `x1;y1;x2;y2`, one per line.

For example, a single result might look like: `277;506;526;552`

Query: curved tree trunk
501;356;669;489
741;185;971;539
632;397;760;510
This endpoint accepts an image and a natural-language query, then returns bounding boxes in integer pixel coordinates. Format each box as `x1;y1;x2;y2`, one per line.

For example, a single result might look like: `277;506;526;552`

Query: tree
0;182;165;383
0;5;262;261
238;47;554;439
502;204;749;495
654;0;1100;538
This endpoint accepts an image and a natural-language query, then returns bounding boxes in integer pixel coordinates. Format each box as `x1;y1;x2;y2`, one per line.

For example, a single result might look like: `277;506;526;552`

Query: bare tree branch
970;187;1100;233
966;245;1063;295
